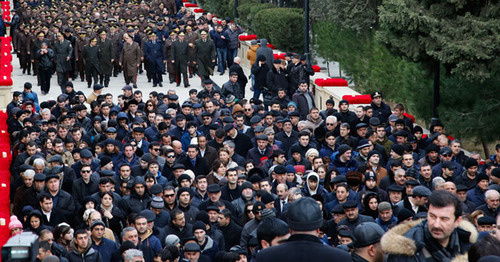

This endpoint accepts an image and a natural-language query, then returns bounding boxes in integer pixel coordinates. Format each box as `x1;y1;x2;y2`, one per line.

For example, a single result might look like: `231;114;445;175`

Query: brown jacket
120;41;142;77
366;163;388;186
247;44;259;66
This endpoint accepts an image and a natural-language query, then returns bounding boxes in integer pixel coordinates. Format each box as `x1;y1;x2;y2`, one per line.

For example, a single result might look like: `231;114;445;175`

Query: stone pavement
10;53;254;103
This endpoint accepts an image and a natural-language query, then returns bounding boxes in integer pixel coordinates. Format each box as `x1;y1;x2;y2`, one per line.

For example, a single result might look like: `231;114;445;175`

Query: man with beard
382;190;477;261
68;229;102;262
351;222;386;262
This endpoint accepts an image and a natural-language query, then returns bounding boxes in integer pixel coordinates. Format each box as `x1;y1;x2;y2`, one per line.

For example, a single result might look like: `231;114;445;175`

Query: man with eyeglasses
145;141;165;169
431;146;462;178
160;149;177;181
72;164;99;206
162;185;178;212
198;112;213;137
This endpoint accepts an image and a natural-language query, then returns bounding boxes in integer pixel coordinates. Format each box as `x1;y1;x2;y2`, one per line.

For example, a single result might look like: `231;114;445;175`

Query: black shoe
158;83;163;87
219;72;224;76
139;70;143;74
185;84;190;88
189;74;193;78
170;80;175;84
133;84;138;89
88;85;91;88
148;79;151;83
153;84;157;87
176;83;180;87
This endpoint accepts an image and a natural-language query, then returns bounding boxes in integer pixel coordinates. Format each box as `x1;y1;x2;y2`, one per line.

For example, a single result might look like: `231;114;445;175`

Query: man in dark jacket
171;32;190;87
120;177;151;215
292;81;315;120
36;42;54;95
211;25;229;75
53;33;73;92
83;37;101;89
221;72;242;99
351;222;386;262
382;190;477;262
251;55;270;100
370;92;392;124
267;59;288;100
229;57;248;98
195;30;216;81
218;208;242;251
97;30;115;88
256;197;351;262
68;229;103;262
143;33;166;87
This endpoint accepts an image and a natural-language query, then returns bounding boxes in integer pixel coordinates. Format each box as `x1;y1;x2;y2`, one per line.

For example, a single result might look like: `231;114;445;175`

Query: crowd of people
4;0;500;262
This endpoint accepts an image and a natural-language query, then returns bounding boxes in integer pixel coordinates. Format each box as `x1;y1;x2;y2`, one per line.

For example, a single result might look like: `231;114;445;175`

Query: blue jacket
210;30;229;49
466;185;486;208
143;40;166;72
330;153;359;176
91;237;119;262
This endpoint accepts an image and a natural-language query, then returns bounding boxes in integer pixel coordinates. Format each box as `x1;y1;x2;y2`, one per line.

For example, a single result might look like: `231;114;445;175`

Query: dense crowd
4;0;500;262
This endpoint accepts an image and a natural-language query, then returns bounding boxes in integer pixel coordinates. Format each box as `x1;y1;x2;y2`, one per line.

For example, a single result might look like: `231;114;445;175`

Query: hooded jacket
381;219;477;262
247;44;259;66
68;238;102;262
120;177;151;215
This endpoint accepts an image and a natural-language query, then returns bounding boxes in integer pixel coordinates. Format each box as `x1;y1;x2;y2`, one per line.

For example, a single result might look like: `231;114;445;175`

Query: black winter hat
391;144;405;156
464;157;479;169
337;144;351;156
353;222;385;248
287;197;322;231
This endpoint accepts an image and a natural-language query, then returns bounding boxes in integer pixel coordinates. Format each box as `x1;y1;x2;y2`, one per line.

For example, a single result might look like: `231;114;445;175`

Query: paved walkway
10;54;253;103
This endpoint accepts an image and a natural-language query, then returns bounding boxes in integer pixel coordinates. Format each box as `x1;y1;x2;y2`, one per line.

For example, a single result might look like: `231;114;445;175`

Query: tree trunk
481;137;490;160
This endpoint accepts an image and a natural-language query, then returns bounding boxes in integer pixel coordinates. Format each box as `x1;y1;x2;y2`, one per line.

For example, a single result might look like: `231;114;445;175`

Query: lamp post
304;0;310;63
235;0;239;19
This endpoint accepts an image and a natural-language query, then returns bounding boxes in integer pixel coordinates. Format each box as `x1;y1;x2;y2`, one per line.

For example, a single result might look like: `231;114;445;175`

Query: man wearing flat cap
395;185;430;217
256;197;350;261
351;222;386;262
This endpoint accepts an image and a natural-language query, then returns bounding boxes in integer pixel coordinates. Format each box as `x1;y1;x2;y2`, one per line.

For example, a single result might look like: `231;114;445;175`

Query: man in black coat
256;197;350;262
38;193;66;228
267;59;288;99
251;55;270;100
180;145;210;177
218;208;242;251
72;164;99;207
370;91;392;124
229;57;248;98
292;81;316;120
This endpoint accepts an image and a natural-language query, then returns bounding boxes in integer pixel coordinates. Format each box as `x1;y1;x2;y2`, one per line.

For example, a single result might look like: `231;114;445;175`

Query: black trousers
39;67;52;93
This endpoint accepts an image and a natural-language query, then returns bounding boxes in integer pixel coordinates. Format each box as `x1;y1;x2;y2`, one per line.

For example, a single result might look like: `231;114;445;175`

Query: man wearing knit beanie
192;221;218;260
453;157;480;190
332;144;358;176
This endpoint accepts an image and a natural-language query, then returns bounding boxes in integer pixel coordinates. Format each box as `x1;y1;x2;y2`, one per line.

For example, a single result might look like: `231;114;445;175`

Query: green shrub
237;3;277;32
253;8;304;52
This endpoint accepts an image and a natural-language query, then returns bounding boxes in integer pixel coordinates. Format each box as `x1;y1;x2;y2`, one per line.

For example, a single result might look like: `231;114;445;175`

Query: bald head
234;57;241;64
443;182;456;194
